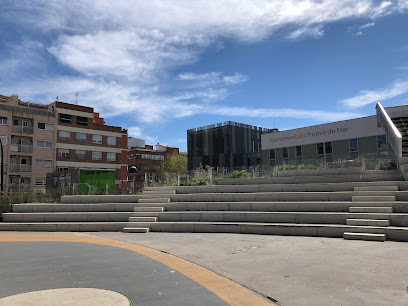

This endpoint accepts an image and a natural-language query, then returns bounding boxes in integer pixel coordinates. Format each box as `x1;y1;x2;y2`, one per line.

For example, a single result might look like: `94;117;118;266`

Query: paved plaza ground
1;232;408;305
94;232;408;306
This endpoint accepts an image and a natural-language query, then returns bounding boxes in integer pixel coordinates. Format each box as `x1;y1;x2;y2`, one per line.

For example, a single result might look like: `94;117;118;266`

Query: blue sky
1;1;408;152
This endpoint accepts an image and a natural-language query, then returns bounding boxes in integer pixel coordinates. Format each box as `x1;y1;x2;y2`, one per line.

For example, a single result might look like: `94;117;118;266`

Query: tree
160;153;187;174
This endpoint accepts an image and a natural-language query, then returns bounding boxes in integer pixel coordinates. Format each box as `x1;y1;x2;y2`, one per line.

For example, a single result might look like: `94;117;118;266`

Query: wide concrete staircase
2;168;408;242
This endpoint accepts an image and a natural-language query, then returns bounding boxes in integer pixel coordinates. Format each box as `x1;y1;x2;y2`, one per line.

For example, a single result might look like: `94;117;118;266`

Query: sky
1;1;408;152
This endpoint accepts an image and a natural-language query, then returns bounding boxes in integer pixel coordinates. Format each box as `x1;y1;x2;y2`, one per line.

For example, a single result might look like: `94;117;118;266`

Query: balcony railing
10;144;33;153
9;164;32;172
11;126;34;134
8;183;31;191
376;102;402;158
58;136;71;141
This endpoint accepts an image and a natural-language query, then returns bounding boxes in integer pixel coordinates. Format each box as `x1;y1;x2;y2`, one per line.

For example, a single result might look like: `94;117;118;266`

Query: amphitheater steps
123;228;150;233
343;232;386;242
346;219;390;227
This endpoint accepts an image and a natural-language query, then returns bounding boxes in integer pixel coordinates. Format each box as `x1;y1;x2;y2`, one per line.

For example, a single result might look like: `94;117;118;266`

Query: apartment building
128;141;182;189
0;95;56;192
51;101;128;194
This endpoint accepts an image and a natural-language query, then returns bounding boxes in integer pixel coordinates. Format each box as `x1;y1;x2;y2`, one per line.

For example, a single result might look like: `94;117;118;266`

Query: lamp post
0;137;3;193
129;166;138;194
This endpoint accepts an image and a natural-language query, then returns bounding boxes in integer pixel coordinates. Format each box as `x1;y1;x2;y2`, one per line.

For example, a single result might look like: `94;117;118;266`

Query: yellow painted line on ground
0;233;274;306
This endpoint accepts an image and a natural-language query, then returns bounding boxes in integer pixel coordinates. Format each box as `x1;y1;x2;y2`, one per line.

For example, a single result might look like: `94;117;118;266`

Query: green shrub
224;170;250;179
298;164;318;169
273;164;298;171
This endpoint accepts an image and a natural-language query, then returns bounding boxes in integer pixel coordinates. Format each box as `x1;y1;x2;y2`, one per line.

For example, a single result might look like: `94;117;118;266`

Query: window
377;135;388;157
92;152;102;160
350;138;358;159
58;149;70;158
22;120;29;127
38;122;54;131
36;159;52;167
37;140;53;148
0;117;7;125
140;154;164;160
269;149;276;166
282;147;288;164
107;153;116;161
0;136;7;145
296;146;302;165
317;142;333;163
107;136;116;145
58;130;70;140
35;179;46;186
60;113;72;123
76;133;87;142
13;119;19;126
92;134;102;144
77;116;88;126
75;150;86;159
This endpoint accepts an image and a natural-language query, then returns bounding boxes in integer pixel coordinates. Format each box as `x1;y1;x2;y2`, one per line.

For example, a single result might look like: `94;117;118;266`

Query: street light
0;137;3;193
129;166;138;194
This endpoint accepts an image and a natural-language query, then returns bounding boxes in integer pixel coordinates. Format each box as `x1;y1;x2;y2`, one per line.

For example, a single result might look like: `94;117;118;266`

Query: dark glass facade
187;121;276;170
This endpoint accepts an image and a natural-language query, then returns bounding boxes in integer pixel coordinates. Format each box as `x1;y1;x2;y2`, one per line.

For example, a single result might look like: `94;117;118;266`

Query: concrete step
123;227;149;233
343;232;386;242
12;203;138;213
143;190;175;195
349;202;395;207
1;212;133;222
346;219;390;227
352;196;396;202
128;217;157;222
134;207;164;212
349;207;393;213
138;198;170;203
0;222;126;232
352;191;397;196
61;195;141;204
354;186;399;191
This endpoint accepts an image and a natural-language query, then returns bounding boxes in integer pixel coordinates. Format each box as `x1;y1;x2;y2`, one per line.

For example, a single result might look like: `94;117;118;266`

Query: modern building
187;121;277;170
260;104;408;167
0;95;57;192
49;101;128;194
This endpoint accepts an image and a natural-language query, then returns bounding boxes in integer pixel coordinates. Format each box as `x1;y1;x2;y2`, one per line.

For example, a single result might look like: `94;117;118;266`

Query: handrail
376;102;402;158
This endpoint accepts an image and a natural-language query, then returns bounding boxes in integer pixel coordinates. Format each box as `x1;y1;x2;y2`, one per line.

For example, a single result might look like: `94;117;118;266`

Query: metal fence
148;156;399;187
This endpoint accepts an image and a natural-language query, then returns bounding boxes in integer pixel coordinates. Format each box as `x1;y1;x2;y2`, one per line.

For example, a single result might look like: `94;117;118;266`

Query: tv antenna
75;92;79;104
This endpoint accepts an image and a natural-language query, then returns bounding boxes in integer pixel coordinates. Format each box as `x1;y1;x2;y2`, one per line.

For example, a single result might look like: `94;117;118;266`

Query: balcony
9;164;32;172
10;144;33;153
58;136;71;141
8;183;31;192
11;126;33;134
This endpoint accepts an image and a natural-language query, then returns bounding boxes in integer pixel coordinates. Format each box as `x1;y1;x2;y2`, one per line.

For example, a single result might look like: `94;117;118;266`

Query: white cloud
177;72;248;87
287;25;324;40
340;80;408;108
360;21;375;29
3;0;408;125
127;126;158;144
223;73;248;85
353;31;364;37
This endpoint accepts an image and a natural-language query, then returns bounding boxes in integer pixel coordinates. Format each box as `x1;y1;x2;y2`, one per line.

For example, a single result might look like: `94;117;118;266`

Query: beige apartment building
49;101;128;194
0;95;56;192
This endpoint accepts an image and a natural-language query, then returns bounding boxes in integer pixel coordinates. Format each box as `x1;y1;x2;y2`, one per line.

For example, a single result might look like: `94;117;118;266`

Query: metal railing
8;183;31;191
376;102;402;158
9;164;32;172
9;144;33;153
11;126;34;134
